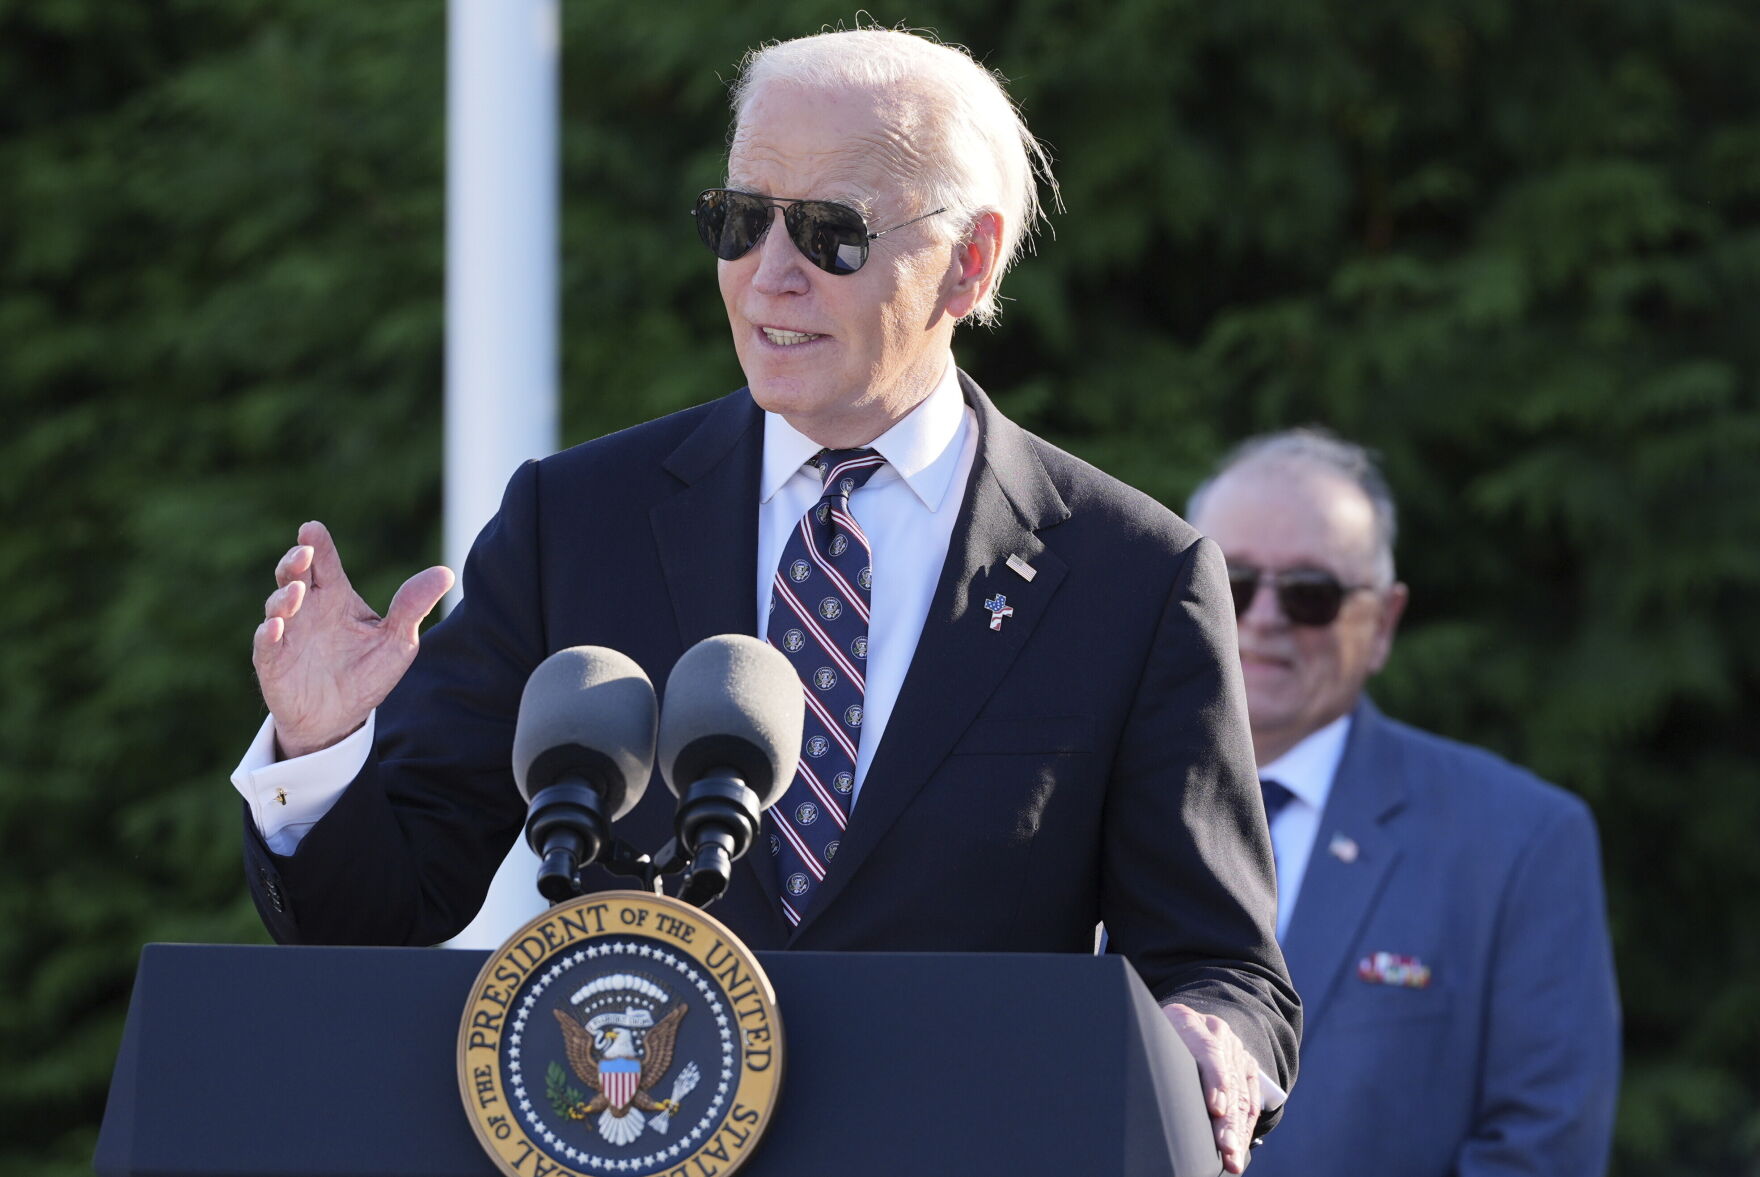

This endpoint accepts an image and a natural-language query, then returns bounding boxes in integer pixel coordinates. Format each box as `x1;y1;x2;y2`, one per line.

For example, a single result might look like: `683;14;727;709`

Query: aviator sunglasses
1228;565;1375;627
692;188;947;275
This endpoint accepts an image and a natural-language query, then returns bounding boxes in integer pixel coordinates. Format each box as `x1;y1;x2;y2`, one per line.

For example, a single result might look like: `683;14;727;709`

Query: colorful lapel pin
1357;951;1432;988
983;594;1015;631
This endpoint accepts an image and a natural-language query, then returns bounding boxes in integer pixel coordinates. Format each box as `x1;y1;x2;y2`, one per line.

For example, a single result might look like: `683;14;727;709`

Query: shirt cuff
230;712;375;855
1257;1067;1287;1110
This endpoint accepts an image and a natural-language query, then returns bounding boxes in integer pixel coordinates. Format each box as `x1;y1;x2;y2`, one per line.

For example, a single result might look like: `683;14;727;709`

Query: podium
95;943;1221;1177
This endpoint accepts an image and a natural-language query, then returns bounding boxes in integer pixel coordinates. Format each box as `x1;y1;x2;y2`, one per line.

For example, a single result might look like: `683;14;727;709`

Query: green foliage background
3;1;1756;1173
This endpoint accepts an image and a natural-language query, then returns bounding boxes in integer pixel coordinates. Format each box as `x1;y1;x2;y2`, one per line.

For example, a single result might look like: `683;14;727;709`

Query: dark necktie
1260;778;1295;888
764;448;885;926
1260;778;1296;826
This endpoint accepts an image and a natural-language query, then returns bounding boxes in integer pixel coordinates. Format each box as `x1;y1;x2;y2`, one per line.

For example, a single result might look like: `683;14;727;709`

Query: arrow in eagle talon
648;1062;701;1133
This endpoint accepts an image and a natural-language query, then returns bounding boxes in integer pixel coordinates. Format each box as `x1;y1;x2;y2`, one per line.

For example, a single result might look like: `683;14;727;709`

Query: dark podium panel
96;943;1220;1177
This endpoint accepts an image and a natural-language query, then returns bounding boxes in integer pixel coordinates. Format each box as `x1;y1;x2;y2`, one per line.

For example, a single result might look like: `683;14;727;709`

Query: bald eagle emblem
547;974;700;1147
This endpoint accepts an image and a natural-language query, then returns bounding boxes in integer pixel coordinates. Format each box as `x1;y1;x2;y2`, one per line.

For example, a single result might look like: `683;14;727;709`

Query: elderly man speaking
234;29;1298;1168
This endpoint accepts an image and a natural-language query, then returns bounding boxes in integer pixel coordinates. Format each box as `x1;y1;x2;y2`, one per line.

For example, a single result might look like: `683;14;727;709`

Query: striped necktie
764;448;884;926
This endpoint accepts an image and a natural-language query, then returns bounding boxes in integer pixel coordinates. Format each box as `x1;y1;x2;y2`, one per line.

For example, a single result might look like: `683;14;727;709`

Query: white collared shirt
756;360;975;805
1257;712;1353;939
233;356;975;853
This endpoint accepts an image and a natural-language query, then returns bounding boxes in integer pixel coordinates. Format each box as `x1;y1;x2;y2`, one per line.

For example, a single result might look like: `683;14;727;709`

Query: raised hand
252;521;455;760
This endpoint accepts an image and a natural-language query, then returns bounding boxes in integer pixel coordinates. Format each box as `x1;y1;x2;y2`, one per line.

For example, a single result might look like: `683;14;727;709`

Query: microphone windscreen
658;635;803;807
512;646;657;820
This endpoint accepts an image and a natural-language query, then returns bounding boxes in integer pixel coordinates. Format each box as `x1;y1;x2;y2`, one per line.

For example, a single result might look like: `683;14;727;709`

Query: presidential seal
459;891;783;1177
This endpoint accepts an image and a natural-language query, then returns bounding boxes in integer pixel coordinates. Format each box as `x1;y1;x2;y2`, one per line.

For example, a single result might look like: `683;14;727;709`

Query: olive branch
546;1061;589;1120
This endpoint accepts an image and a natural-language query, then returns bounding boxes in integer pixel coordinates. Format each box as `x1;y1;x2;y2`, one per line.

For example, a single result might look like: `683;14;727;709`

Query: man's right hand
252;521;455;760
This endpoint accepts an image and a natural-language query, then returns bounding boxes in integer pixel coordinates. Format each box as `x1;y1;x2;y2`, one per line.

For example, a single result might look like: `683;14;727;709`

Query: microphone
512;646;657;903
657;635;803;907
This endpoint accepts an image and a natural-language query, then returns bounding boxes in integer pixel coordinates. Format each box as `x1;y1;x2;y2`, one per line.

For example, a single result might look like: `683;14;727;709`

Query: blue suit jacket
243;376;1302;1107
1249;699;1619;1176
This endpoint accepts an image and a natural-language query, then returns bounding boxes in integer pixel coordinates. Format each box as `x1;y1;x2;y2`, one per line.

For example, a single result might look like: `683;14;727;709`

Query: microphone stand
539;775;761;910
671;773;762;909
536;836;664;901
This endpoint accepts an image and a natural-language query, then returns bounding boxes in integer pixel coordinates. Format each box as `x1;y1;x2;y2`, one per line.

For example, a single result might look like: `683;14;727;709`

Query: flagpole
442;0;560;946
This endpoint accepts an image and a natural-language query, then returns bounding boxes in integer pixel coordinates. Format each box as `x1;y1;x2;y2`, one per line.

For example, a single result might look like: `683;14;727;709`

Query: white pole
442;0;560;947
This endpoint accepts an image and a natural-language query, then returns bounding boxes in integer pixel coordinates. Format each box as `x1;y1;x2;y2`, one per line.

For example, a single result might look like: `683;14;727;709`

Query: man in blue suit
1187;429;1620;1176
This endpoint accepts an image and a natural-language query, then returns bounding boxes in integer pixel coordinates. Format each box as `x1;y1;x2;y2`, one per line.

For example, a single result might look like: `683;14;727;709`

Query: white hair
1189;428;1401;586
728;27;1059;326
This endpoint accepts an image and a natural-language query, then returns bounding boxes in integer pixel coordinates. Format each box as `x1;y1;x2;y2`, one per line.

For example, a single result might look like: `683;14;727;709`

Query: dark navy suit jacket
243;375;1301;1101
1249;698;1619;1176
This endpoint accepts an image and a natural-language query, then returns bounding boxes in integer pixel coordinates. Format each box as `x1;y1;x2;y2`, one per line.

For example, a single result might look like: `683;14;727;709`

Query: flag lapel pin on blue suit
1328;832;1359;863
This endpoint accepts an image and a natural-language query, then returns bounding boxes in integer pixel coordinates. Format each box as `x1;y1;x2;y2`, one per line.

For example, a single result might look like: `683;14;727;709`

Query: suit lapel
650;390;763;648
790;373;1071;940
1277;699;1407;1034
648;391;783;922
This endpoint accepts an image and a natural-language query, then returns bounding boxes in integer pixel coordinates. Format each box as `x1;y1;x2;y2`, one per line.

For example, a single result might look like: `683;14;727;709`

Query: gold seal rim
456;889;784;1177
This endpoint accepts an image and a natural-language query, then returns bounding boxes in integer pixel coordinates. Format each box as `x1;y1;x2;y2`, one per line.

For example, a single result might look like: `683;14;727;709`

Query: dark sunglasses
692;188;947;275
1228;565;1374;627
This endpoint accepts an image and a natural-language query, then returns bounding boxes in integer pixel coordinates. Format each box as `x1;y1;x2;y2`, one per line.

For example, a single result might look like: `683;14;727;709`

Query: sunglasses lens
786;202;869;274
1226;566;1349;625
695;190;771;262
1277;572;1347;626
693;190;872;274
1227;568;1260;616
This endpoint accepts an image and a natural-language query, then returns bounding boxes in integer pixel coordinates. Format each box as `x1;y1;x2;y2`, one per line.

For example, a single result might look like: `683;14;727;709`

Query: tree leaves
3;1;1757;1172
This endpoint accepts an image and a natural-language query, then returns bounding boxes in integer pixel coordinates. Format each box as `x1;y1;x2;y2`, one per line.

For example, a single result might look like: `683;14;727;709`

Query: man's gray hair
728;27;1059;327
1189;428;1401;586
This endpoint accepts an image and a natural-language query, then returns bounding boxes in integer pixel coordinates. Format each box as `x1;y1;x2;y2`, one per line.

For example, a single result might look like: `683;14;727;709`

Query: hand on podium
1163;1002;1263;1174
252;520;454;760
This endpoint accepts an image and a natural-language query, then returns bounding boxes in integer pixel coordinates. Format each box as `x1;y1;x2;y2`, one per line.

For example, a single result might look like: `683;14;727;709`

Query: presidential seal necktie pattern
764;448;884;926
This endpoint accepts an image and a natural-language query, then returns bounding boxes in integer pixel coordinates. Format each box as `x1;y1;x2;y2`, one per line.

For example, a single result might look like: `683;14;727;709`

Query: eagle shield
600;1058;641;1113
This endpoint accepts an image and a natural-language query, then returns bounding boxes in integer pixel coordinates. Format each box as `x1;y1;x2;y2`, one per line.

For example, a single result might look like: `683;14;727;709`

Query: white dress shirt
1258;712;1353;939
232;357;974;852
756;361;974;806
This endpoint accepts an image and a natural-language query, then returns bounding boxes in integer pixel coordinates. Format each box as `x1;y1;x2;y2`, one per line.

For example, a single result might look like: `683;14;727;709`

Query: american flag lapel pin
1328;832;1359;863
983;593;1015;631
1006;553;1038;582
